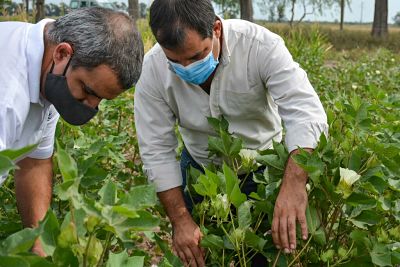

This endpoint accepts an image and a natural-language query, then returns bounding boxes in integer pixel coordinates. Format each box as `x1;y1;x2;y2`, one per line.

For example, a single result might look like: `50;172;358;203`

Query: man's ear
213;19;222;39
52;42;73;65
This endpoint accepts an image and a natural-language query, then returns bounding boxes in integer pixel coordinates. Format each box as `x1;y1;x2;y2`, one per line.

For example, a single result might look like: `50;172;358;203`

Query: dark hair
48;7;143;89
149;0;216;49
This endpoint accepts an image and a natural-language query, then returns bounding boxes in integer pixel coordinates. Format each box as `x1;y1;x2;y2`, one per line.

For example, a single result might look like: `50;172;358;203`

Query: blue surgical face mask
169;40;219;85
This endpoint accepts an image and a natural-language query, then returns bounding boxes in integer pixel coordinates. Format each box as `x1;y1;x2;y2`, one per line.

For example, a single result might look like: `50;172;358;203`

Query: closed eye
83;85;102;99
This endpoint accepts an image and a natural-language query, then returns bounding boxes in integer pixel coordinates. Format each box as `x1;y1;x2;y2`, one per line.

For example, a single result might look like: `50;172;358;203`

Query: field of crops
0;22;399;267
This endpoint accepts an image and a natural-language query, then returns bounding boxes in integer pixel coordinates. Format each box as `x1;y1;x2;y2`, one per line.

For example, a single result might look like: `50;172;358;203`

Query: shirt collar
216;15;231;66
26;18;54;106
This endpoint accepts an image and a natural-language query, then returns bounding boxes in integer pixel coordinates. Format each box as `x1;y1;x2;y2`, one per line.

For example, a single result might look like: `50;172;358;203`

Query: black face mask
44;58;98;126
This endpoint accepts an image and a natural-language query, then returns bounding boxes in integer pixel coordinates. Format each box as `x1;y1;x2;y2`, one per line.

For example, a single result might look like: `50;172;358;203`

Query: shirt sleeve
257;36;328;152
134;60;182;192
0;103;20;152
27;105;59;159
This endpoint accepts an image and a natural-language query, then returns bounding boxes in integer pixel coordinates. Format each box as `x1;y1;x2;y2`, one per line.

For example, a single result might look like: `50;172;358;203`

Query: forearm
15;157;53;228
157;186;191;226
282;148;313;186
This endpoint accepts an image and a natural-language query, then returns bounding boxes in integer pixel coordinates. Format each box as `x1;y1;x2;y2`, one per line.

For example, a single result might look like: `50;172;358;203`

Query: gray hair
47;7;143;89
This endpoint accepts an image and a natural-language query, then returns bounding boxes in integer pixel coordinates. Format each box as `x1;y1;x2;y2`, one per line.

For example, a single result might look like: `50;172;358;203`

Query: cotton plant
336;167;361;199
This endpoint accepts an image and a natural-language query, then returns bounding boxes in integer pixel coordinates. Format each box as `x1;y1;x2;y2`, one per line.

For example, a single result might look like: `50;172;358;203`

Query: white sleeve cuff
144;161;183;192
285;122;328;153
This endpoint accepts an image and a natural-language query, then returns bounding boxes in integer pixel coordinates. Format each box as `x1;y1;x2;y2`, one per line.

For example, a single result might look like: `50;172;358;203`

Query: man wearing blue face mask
134;0;328;266
0;7;143;256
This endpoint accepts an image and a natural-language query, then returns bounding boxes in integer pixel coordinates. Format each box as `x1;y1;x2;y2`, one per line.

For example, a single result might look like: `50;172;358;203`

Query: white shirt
0;19;59;184
134;18;328;192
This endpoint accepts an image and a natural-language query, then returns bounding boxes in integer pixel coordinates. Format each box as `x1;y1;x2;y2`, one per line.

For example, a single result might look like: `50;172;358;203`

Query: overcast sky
24;0;400;24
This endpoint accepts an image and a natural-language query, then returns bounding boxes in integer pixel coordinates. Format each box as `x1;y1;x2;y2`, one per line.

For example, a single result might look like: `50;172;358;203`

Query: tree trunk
128;0;139;23
25;0;29;16
371;0;388;38
239;0;253;22
35;0;44;22
340;0;345;30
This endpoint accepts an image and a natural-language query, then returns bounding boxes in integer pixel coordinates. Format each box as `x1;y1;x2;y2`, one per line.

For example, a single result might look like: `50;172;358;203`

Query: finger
177;250;188;266
288;215;297;251
190;245;205;267
298;211;308;240
182;247;197;267
279;216;290;253
271;216;281;249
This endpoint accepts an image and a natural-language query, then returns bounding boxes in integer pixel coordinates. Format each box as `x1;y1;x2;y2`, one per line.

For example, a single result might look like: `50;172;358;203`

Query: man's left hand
271;149;311;253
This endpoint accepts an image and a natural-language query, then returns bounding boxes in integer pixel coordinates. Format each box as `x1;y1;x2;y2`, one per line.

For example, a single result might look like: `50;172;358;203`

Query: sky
139;0;400;23
19;0;400;24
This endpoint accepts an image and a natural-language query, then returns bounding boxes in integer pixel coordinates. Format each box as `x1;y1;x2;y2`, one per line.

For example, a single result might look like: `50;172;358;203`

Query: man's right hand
157;187;205;267
172;215;205;267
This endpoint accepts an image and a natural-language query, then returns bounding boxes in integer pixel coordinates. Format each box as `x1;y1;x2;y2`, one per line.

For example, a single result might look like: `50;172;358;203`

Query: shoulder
224;19;283;49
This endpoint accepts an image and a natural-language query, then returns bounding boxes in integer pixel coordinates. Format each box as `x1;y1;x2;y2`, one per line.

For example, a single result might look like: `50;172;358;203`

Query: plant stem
83;232;94;267
287;236;313;267
272;249;282;267
96;232;112;267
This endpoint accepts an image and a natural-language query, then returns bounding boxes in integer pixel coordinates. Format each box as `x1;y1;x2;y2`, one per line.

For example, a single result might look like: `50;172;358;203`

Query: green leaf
346;193;377;206
99;180;117;205
256;154;285;170
0;144;37;160
349;210;381;229
56;142;78;181
57;222;78;248
53;247;79;267
154;234;183;267
370;243;392;267
230;183;247;208
229;138;243;156
244;230;266;251
18;254;57;267
238;201;252;229
193;174;217;197
201;234;224;249
0;256;29;267
0;154;15;174
120;184;157;210
39;210;60;256
0;227;41;254
306;204;320;234
313;228;326;246
223;163;238;196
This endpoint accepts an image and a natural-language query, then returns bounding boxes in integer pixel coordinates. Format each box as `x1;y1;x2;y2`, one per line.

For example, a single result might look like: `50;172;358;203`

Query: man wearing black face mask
0;7;143;256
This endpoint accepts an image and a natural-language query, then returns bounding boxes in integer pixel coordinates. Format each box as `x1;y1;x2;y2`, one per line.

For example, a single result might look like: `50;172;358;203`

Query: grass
260;21;400;53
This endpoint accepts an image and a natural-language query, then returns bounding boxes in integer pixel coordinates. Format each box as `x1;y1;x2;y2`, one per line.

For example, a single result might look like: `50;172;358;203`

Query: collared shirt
134;18;328;192
0;19;59;184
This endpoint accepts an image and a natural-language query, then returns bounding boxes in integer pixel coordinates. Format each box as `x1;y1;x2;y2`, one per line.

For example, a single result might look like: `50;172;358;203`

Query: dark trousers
180;148;268;266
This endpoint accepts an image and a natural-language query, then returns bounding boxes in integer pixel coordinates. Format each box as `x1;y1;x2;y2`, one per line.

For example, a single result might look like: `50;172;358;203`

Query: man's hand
271;149;310;253
158;187;205;267
172;215;205;267
15;157;52;257
31;239;46;257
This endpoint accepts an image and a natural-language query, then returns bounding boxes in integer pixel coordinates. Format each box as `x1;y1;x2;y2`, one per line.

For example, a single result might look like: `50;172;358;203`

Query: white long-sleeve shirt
0;19;59;184
134;18;328;192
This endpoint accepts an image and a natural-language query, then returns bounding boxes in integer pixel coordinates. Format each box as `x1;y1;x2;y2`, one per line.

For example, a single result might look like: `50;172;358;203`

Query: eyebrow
84;85;107;100
167;49;205;63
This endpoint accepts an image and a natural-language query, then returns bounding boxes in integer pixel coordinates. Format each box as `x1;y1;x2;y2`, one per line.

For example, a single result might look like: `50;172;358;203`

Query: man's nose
83;96;101;109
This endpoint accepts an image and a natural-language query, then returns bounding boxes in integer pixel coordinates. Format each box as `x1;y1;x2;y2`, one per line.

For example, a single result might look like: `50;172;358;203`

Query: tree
338;0;351;31
371;0;388;38
35;0;45;22
213;0;240;19
128;0;139;23
0;0;11;15
393;11;400;26
139;2;147;19
240;0;253;21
